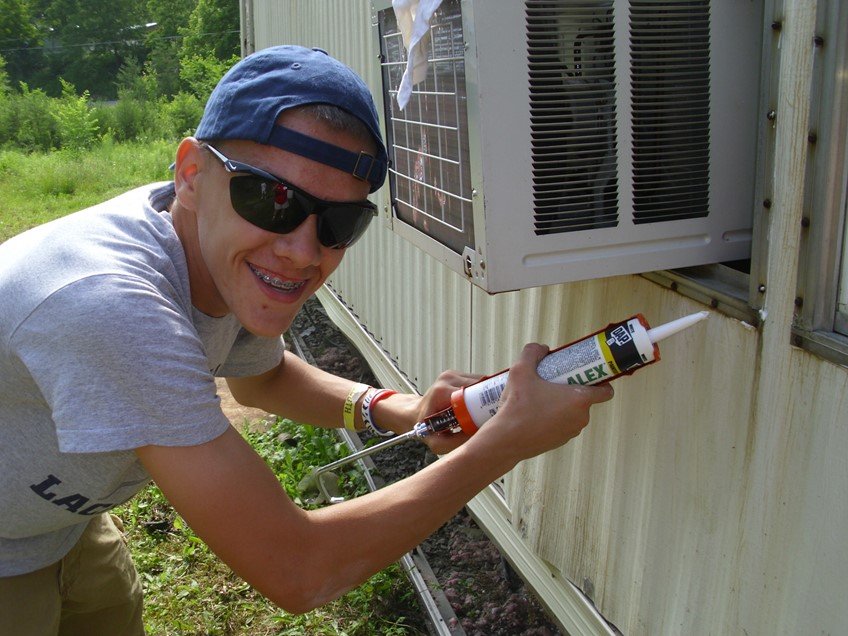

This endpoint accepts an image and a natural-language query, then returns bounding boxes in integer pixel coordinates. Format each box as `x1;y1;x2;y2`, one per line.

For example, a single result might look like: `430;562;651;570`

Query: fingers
515;342;614;404
568;381;615;405
422;430;472;455
416;370;481;422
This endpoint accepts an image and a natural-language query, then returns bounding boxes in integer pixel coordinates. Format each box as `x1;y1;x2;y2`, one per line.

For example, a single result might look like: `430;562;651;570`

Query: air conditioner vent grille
376;0;474;255
527;1;620;235
630;0;711;223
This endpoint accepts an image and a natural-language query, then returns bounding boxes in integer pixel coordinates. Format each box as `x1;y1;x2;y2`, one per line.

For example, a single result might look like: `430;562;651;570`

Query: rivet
758;284;766;293
814;35;824;47
794;297;804;308
808;131;818;144
763;198;772;209
801;217;811;228
767;110;777;121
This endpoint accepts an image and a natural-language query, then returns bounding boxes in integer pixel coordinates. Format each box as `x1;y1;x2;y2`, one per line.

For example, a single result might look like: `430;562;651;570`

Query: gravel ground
289;298;564;636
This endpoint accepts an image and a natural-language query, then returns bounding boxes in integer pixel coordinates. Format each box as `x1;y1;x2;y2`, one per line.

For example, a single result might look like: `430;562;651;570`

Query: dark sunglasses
204;144;377;249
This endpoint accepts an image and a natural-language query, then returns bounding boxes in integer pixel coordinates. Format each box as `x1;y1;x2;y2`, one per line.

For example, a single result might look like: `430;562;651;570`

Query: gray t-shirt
0;183;285;576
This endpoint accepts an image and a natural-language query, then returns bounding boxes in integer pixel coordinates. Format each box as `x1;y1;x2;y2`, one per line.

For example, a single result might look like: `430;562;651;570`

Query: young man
0;46;614;634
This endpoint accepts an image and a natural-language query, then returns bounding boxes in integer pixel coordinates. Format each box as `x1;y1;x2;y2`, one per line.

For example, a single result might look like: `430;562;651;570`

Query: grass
0;139;175;241
1;144;428;634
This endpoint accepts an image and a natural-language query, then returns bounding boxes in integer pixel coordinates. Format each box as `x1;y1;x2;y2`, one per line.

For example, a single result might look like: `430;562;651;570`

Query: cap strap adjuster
351;152;376;183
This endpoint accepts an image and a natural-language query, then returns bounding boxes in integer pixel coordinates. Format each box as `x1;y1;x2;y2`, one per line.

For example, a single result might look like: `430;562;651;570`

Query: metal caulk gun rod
315;428;421;475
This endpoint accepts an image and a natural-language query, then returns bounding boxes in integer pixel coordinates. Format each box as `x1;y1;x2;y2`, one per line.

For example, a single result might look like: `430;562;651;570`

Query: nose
271;214;323;267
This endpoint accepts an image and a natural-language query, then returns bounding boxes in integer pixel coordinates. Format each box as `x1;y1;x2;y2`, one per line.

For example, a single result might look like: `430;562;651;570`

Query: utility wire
0;29;239;54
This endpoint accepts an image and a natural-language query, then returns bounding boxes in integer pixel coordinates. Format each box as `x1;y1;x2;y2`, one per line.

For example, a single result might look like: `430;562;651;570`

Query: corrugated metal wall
248;2;848;634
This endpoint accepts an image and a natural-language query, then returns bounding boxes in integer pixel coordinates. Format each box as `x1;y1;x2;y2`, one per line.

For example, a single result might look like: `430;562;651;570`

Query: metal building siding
251;1;376;82
246;2;848;634
332;220;472;391
506;291;762;632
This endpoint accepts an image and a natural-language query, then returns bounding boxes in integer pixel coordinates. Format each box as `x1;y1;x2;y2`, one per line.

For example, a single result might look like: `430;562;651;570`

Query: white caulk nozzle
647;311;709;344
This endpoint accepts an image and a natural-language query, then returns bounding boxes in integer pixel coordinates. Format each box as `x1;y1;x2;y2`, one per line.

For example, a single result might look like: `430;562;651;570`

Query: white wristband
361;389;396;437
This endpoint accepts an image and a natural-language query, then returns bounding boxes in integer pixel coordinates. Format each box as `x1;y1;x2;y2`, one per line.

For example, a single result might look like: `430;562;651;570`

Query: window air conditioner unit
373;0;764;293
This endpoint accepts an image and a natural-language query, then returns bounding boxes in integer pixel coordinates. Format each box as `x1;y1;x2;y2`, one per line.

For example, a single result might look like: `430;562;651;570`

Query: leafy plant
53;79;99;151
4;83;59;152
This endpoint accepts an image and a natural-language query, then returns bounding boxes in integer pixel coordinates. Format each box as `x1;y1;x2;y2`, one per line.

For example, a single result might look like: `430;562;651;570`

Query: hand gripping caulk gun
302;311;709;504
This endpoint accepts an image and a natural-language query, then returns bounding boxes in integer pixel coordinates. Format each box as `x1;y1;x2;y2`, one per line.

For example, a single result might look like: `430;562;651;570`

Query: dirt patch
215;378;271;429
219;298;563;636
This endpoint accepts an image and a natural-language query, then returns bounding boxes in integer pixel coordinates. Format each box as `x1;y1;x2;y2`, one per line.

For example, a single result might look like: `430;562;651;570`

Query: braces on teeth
252;266;300;291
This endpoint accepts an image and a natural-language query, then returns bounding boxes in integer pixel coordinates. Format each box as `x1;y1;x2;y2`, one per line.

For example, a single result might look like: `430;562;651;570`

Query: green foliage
0;56;10;97
98;96;160;142
180;0;240;62
160;92;204;138
32;0;149;100
53;79;100;151
115;57;160;103
1;83;60;152
112;418;424;635
146;0;195;97
179;53;239;103
1;0;240;101
0;141;174;241
0;0;41;87
242;418;369;506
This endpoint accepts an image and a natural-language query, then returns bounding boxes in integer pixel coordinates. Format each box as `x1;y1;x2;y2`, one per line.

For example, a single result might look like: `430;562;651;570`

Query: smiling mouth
249;264;305;293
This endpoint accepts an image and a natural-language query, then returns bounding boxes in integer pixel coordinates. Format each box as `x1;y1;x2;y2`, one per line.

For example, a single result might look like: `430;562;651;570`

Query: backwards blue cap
195;45;387;193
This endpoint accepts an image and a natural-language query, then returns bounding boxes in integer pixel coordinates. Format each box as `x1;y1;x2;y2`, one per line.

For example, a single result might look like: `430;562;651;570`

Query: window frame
646;0;848;369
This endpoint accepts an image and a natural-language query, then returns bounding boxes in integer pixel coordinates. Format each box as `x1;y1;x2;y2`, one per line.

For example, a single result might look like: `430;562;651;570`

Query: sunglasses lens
317;206;375;249
229;176;306;233
229;175;376;248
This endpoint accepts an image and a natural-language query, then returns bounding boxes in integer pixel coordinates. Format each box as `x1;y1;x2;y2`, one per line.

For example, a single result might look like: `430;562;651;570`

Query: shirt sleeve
218;328;285;378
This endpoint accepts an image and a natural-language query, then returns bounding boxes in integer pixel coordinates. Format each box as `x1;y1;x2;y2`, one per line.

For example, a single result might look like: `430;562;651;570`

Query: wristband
361;389;397;437
343;383;371;431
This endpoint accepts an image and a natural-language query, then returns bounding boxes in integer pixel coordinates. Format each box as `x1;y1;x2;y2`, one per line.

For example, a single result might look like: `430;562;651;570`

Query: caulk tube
448;315;656;435
442;312;708;436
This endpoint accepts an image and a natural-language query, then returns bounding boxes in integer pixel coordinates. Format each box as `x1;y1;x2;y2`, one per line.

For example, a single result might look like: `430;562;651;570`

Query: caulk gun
303;311;708;503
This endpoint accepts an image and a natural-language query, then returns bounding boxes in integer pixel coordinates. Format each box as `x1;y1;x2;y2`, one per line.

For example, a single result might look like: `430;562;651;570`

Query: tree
146;0;195;97
29;0;150;99
0;0;43;88
179;0;239;62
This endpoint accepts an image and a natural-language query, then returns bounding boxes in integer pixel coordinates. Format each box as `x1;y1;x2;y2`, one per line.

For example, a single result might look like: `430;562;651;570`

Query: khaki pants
0;513;144;636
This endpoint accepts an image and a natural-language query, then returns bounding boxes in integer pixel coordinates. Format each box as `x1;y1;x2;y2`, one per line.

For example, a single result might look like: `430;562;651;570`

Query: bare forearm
229;353;382;429
228;353;424;433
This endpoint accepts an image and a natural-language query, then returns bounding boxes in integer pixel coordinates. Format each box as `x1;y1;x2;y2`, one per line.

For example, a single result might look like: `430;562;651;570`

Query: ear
172;138;203;210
